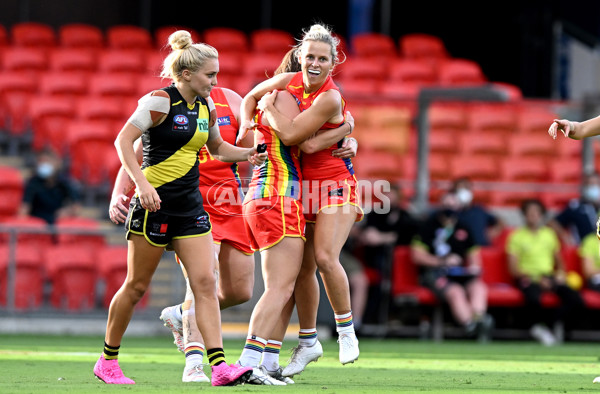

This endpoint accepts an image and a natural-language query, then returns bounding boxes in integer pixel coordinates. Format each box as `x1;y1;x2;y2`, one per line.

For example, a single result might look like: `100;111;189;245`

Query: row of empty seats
0;22;447;59
0;215;144;310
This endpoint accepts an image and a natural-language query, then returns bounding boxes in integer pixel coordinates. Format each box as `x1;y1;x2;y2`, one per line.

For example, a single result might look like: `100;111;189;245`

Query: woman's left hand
332;137;358;158
248;147;267;166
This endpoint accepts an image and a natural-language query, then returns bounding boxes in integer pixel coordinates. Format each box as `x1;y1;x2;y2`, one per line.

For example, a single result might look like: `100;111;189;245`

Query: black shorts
125;197;211;247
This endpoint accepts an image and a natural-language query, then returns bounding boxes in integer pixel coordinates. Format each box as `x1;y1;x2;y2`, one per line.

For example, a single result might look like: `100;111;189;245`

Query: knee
189;274;217;296
313;249;337;272
222;284;253;306
123;280;148;303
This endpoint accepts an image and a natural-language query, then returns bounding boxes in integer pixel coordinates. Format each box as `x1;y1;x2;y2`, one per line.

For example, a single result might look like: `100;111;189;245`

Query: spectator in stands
411;192;493;341
506;198;585;346
360;183;419;324
548;172;600;246
578;232;600;292
450;177;502;246
19;148;81;225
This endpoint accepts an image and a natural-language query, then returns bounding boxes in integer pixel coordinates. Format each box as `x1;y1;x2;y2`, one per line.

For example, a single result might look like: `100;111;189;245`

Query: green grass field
1;334;600;393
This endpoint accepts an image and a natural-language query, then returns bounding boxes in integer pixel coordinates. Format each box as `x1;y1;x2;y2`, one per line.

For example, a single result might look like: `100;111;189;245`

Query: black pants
517;279;585;329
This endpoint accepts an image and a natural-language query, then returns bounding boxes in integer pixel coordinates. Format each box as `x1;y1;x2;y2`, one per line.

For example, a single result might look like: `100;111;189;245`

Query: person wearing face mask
548;172;600;246
19;148;81;225
450;177;502;246
411;192;493;341
507;199;585;346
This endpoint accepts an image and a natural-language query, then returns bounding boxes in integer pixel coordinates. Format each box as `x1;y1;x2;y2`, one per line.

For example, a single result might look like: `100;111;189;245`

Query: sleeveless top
286;71;354;181
140;84;210;216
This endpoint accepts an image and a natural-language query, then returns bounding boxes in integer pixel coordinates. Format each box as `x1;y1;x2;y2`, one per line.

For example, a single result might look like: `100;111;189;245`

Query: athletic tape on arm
128;93;170;131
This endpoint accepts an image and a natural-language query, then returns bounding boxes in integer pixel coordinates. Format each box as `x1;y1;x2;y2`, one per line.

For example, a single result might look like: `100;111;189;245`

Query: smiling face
184;57;219;99
298;40;334;92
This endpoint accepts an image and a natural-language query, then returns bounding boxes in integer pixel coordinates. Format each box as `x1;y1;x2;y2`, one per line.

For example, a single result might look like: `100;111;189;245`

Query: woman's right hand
136;180;161;212
109;193;130;224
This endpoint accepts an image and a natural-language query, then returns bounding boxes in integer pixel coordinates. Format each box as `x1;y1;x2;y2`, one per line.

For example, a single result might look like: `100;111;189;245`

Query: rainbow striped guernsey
246;111;302;201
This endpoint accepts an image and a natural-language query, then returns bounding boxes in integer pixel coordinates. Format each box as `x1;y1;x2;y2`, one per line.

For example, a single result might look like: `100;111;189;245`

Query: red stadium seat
250;28;294;56
154;25;201;50
1;47;48;74
458;133;507;156
451;155;499;181
98;246;149;309
399;33;449;61
11;22;56;48
338;79;381;99
58;23;104;48
0;72;37;137
352;149;405;181
391;246;437;305
338;57;387;82
0;246;44;309
388;58;437;85
351;32;397;61
428;102;468;131
507;134;557;158
429;129;459;154
39;72;88;99
0;166;24;218
54;216;106;252
136;74;171;96
500;157;549;182
106;25;153;50
380;81;422;101
429;153;452;180
67;121;119;186
97;49;144;75
29;96;75;154
438;59;486;86
76;97;127;123
88;72;137;98
466;103;517;134
243;53;285;83
516;105;558;134
48;48;97;75
479;246;524;307
45;245;96;310
203;27;248;54
0;216;52;248
217;52;245;78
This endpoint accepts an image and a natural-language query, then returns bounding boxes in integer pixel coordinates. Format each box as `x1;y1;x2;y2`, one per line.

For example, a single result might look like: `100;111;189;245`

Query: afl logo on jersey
174;115;189;125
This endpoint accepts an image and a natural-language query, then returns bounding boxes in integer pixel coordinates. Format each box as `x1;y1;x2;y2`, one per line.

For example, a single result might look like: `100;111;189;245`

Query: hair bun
168;30;193;50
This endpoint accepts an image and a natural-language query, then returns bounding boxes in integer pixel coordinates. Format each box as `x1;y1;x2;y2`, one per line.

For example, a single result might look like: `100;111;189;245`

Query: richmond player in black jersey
93;30;265;386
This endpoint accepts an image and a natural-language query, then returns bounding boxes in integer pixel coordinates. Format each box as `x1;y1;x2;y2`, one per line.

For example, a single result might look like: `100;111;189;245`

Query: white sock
260;340;282;372
184;342;204;369
238;335;267;368
298;328;317;347
335;312;355;335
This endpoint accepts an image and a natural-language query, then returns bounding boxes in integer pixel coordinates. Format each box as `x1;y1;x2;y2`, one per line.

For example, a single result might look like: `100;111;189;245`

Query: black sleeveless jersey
140;85;211;216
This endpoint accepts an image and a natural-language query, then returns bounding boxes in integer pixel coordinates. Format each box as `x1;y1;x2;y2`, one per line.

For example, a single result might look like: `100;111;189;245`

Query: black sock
103;341;120;360
207;348;226;366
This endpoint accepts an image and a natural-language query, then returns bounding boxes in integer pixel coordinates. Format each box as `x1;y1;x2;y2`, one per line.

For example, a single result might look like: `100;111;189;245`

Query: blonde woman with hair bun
94;30;265;386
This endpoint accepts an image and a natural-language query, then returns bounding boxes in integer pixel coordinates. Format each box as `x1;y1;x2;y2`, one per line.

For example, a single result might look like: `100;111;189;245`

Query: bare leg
105;235;163;346
172;235;222;350
444;283;474;326
312;208;357;315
